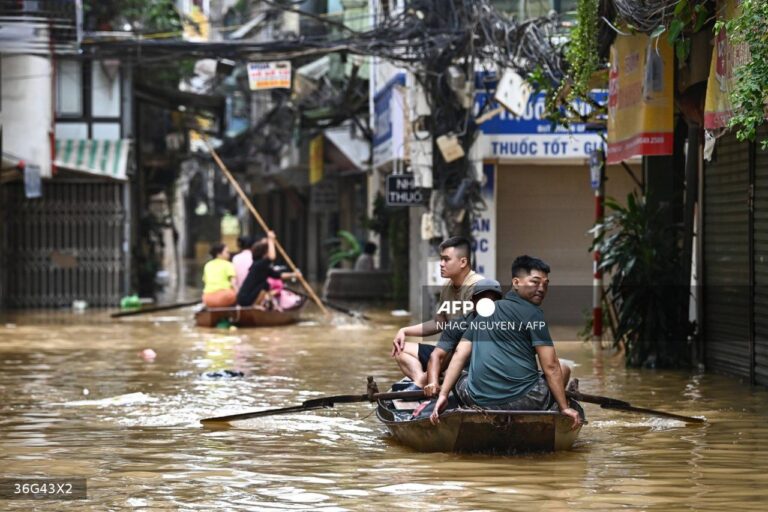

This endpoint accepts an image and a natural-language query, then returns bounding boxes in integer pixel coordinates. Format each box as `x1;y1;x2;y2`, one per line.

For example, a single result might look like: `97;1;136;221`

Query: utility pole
589;149;605;345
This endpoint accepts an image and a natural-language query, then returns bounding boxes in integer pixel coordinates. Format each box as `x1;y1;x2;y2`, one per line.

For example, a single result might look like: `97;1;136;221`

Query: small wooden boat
377;384;585;454
195;295;306;328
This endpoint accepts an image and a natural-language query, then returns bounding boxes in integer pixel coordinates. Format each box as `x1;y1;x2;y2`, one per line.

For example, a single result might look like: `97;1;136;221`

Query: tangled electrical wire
82;0;567;85
612;0;681;33
82;0;568;237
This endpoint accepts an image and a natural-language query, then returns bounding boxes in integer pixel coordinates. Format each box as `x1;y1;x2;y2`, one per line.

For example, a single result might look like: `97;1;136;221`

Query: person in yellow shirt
202;243;237;308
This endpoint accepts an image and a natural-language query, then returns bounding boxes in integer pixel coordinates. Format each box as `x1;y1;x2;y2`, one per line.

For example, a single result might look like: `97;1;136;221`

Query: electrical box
436;133;465;163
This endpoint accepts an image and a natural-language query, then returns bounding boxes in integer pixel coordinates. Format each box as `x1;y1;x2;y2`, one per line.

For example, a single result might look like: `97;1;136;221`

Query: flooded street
1;308;767;511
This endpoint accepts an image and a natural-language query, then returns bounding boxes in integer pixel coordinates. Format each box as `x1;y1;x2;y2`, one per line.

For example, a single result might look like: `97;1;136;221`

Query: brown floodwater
0;307;767;511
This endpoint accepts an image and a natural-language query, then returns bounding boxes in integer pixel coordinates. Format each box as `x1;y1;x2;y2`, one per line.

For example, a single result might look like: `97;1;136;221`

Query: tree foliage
565;0;599;102
722;0;768;148
84;0;182;35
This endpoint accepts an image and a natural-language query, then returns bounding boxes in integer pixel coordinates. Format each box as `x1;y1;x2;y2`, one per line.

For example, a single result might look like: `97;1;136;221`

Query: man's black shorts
417;343;436;371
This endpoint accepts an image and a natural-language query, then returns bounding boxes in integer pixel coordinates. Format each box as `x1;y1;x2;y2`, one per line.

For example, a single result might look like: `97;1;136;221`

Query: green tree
722;0;768;148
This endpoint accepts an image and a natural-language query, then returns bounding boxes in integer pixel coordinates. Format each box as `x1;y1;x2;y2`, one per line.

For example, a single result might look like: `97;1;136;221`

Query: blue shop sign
474;82;607;160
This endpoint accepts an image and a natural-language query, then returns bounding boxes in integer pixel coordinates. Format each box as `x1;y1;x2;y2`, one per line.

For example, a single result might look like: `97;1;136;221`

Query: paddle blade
568;391;705;424
600;404;706;424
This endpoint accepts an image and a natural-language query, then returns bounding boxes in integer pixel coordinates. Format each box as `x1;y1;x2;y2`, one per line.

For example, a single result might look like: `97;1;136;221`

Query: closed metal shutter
495;163;639;324
0;180;126;308
754;128;768;385
703;132;751;378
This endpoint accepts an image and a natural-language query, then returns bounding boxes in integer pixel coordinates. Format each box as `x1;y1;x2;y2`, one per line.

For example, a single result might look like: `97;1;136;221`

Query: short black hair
209;242;227;259
439;236;472;263
363;242;377;255
511;255;550;278
237;236;253;250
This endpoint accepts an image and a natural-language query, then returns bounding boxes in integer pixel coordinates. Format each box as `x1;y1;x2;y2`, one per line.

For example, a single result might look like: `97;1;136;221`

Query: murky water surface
1;308;767;510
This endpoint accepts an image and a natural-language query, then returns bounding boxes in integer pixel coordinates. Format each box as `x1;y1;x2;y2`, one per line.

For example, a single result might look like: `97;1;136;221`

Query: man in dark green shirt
430;255;581;429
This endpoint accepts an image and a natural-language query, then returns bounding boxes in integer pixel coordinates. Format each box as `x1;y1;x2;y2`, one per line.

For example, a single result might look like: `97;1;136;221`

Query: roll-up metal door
0;180;126;308
754;128;768;385
703;132;751;378
495;163;639;323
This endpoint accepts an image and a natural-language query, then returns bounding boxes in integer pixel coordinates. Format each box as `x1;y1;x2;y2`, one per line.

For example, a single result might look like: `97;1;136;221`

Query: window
55;123;88;139
91;61;120;117
55;60;122;139
92;122;121;140
56;60;83;116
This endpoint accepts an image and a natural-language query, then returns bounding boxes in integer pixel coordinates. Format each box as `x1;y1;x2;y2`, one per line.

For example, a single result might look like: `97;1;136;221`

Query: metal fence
0;180;125;308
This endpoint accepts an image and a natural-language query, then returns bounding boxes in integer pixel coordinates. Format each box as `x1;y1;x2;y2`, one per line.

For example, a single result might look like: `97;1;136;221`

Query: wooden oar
567;390;705;424
205;140;330;316
284;287;370;320
111;300;201;318
200;389;424;424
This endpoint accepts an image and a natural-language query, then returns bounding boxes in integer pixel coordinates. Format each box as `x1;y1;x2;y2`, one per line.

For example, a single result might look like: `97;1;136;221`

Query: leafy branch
565;0;600;102
721;0;768;148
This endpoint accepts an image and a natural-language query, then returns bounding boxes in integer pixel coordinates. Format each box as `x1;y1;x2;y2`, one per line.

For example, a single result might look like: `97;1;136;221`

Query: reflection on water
1;309;768;510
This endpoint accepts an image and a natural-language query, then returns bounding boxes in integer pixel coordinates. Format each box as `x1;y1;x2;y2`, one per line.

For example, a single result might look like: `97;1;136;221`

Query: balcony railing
0;0;78;54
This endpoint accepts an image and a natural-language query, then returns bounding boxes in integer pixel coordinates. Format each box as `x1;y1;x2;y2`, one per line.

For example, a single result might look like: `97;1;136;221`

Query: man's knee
402;342;420;357
395;345;419;365
560;361;572;383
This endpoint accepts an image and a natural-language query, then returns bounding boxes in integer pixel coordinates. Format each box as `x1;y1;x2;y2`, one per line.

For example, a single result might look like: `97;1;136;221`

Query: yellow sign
183;6;209;41
704;0;749;130
309;135;323;185
607;31;674;164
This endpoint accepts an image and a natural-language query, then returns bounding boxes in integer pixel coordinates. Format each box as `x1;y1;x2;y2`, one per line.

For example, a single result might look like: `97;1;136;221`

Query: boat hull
195;300;305;328
377;402;583;453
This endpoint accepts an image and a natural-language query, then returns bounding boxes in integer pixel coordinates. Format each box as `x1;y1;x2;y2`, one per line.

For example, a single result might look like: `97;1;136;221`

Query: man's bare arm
392;320;442;355
437;340;470;398
430;339;471;424
401;320;441;338
535;345;581;429
424;347;448;396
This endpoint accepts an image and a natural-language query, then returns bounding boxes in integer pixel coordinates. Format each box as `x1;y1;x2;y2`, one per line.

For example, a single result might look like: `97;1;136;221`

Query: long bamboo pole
205;140;330;316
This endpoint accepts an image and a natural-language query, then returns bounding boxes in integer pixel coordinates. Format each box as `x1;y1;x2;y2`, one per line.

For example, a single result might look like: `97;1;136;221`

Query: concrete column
408;205;429;317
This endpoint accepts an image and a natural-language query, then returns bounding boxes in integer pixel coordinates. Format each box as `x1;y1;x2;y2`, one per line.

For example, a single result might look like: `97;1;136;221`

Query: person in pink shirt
232;236;254;290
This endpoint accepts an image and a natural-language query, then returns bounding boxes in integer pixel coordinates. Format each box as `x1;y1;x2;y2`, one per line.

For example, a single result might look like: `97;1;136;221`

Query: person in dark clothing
354;241;377;271
236;231;301;307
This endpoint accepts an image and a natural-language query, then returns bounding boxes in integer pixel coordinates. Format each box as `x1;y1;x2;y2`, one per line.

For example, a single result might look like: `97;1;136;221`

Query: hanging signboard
386;174;424;206
704;0;749;130
471;164;495;278
310;178;338;213
309;135;324;185
606;31;674;164
247;61;291;90
373;73;406;168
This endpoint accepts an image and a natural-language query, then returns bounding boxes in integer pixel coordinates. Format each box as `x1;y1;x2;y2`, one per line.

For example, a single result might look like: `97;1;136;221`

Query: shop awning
54;139;131;181
324;124;370;172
